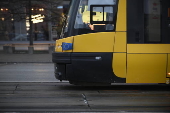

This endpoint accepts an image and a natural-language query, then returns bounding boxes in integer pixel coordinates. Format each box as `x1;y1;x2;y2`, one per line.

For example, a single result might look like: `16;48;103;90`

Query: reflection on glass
74;0;116;31
144;0;161;42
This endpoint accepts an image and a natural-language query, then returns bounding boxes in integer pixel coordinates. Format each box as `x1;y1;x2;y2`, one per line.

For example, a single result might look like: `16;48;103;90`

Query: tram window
127;0;144;43
90;6;114;24
74;0;117;33
90;6;114;31
168;8;170;27
127;0;170;44
144;0;161;42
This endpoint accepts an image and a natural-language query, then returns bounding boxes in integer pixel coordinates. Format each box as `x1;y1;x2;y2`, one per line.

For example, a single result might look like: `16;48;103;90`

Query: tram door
163;0;170;79
162;0;170;43
126;0;170;83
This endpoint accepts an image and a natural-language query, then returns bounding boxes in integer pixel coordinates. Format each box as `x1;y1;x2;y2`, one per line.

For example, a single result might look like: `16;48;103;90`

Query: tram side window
127;0;144;43
144;0;161;43
127;0;164;43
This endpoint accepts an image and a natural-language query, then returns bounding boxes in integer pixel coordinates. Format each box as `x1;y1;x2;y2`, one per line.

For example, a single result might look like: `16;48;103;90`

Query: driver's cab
61;0;118;38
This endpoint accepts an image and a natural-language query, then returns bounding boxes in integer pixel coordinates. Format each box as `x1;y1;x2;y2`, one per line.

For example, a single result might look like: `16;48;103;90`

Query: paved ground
0;54;52;63
0;63;57;82
0;82;170;112
0;63;170;112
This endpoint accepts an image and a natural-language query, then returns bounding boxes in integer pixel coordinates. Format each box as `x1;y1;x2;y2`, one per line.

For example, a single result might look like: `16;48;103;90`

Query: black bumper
52;52;125;83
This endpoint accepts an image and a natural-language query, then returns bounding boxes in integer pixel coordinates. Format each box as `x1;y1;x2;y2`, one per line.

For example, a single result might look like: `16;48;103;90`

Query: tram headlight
168;72;170;76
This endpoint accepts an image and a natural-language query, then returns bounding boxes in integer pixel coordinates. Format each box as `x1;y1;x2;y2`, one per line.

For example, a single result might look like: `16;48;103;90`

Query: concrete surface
0;63;58;82
0;53;52;63
0;82;170;112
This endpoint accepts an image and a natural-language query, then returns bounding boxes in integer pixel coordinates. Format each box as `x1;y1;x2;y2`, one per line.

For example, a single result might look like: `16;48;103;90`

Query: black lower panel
53;52;126;84
70;53;114;83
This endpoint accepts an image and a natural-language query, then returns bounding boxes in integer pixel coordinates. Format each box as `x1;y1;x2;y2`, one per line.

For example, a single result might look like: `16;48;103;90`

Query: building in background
0;0;70;42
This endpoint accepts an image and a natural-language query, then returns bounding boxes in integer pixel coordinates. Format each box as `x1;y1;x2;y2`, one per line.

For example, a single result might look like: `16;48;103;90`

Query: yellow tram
52;0;170;85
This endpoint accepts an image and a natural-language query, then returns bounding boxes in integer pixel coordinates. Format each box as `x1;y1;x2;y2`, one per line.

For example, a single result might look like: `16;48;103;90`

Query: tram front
52;0;126;85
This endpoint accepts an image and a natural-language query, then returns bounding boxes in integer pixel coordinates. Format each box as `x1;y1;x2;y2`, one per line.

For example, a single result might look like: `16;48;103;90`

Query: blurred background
0;0;70;42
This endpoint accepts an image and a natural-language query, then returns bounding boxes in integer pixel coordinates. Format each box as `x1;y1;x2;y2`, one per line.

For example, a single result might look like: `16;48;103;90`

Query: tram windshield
61;0;118;38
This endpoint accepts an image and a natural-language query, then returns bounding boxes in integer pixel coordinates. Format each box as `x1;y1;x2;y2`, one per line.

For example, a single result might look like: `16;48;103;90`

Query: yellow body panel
167;54;170;77
128;44;170;53
112;32;127;78
111;0;127;78
55;37;74;52
73;32;115;52
112;53;126;78
116;0;126;31
127;54;167;83
114;32;126;52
